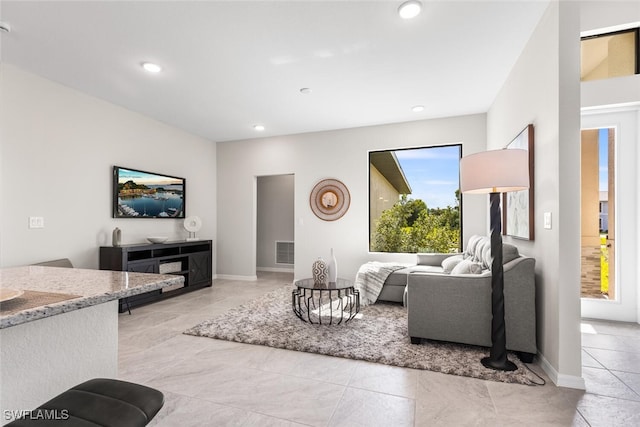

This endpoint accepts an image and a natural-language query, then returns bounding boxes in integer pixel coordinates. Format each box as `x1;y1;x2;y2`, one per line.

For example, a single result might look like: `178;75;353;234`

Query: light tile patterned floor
117;272;640;426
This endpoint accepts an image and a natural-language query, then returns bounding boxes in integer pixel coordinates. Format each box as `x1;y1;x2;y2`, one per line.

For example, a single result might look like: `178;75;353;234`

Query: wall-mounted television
113;166;185;218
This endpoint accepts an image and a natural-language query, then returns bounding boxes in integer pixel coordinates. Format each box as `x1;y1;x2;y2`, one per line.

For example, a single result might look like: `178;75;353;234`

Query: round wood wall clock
309;178;350;221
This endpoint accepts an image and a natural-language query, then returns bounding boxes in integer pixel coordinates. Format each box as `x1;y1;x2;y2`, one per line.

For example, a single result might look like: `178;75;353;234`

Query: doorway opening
256;174;295;273
580;128;615;300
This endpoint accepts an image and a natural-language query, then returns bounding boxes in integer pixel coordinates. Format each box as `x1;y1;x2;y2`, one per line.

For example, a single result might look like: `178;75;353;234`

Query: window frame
581;27;639;81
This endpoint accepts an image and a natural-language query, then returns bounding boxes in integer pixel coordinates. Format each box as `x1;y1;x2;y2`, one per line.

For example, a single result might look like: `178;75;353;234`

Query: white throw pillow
441;255;464;274
450;259;483;275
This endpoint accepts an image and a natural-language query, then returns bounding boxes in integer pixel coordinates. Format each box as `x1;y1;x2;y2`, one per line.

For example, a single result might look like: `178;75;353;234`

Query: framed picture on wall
503;124;535;240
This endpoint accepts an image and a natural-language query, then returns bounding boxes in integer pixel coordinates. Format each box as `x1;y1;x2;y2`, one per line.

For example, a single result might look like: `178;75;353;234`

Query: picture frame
503;124;534;240
113;166;185;219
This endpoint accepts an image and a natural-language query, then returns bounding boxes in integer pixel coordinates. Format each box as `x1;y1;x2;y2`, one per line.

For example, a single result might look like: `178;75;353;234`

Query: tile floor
117;272;640;426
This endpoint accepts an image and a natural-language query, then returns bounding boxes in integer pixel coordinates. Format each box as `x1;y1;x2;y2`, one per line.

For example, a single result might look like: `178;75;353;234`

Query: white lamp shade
460;149;529;194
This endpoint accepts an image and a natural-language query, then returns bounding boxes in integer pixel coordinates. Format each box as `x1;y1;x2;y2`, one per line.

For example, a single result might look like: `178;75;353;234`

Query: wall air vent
276;241;294;265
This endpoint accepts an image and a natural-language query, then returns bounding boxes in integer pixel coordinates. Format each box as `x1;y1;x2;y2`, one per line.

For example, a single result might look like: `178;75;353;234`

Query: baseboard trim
537;352;586;390
256;267;294;273
215;274;258;281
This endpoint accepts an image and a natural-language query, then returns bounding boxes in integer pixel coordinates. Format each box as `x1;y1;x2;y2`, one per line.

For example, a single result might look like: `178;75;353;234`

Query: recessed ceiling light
254;125;265;131
300;88;312;94
412;105;425;112
398;0;422;19
141;62;162;73
0;22;11;33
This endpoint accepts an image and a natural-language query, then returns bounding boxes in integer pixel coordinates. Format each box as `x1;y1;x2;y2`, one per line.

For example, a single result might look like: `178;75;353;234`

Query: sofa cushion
410;265;445;274
481;240;520;270
503;243;520;264
450;259;483;275
415;253;453;266
441;255;464;274
384;267;413;286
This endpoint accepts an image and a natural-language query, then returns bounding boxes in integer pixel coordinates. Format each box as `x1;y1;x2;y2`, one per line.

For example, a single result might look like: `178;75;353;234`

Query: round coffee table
292;278;360;325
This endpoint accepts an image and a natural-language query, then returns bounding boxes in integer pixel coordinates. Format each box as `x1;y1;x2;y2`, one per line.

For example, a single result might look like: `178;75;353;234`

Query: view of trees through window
369;145;461;253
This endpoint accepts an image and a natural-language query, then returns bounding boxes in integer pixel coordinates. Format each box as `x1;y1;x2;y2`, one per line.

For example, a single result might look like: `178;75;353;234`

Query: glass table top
293;277;354;290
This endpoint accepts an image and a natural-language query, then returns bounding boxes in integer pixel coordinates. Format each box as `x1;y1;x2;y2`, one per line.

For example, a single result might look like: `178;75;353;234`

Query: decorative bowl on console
147;236;169;244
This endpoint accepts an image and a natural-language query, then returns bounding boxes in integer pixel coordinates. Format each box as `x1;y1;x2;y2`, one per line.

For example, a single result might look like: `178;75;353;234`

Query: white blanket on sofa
354;262;407;306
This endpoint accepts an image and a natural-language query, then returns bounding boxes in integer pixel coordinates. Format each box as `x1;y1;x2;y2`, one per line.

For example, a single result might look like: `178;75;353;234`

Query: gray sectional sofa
379;235;537;362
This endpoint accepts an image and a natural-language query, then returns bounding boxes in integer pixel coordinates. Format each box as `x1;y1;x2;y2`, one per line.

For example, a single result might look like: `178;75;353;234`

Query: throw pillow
474;238;489;264
451;259;483;275
441;255;464;274
482;243;492;270
464;235;483;259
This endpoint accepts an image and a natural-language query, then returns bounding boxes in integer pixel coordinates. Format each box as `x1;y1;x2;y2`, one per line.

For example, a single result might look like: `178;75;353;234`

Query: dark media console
99;240;212;313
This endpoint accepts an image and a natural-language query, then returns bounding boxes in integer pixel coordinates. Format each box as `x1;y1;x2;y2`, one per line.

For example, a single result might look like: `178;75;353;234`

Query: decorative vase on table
327;248;338;285
312;257;328;286
112;228;121;247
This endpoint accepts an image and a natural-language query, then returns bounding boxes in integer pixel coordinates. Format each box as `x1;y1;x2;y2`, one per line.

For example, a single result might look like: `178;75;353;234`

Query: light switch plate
29;216;44;229
543;212;552;230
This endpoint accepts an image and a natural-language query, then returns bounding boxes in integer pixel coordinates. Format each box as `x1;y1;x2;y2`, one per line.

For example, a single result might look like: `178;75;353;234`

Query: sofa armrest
416;253;462;267
407;255;537;354
407;272;492;346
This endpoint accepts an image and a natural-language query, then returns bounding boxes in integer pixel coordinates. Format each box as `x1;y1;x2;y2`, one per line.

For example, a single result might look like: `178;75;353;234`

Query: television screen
113;166;185;218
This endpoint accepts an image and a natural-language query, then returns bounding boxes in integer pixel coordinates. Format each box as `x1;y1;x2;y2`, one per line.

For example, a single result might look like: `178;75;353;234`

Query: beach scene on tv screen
117;168;184;218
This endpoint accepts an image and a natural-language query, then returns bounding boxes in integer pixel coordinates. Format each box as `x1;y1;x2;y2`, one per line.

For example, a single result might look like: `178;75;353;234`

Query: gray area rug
184;285;539;385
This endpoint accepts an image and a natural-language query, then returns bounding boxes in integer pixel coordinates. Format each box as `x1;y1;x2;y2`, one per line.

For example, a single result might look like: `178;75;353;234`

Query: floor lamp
460;148;529;371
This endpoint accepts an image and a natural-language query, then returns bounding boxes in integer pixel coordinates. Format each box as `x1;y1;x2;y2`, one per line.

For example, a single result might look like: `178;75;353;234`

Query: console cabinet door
127;259;159;274
189;252;211;285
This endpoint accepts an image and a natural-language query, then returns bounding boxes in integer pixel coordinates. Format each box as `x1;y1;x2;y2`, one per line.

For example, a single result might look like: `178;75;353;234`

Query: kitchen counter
0;266;184;425
0;266;183;328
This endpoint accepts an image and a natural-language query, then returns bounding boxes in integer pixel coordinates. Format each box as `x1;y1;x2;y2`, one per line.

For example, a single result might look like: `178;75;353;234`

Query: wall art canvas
503;124;534;240
113;166;185;219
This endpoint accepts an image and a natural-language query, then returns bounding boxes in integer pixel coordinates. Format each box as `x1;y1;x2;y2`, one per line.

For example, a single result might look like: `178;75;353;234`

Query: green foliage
371;195;460;253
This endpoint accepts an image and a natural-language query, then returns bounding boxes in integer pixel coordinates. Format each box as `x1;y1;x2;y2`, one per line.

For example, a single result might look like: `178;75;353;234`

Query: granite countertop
0;266;184;329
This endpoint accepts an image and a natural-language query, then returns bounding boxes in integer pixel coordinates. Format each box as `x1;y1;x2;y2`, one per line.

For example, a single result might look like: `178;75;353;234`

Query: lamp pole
481;192;517;371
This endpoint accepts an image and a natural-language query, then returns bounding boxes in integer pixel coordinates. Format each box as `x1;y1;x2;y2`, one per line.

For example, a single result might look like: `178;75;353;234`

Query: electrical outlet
29;216;44;229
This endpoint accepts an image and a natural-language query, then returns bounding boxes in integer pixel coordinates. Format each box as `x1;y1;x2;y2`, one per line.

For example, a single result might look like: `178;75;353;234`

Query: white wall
217;114;487;282
581;0;640;35
487;2;584;388
0;65;217;269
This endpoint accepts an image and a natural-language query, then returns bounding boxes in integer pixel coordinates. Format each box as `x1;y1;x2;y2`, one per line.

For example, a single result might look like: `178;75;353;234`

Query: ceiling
0;1;549;143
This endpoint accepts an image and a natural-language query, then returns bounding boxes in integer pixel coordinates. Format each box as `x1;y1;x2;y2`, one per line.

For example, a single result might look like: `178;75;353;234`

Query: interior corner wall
487;1;583;388
216;114;487;281
0;64;217;269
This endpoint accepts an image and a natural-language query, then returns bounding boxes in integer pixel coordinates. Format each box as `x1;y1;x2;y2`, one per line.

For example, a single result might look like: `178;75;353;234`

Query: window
581;28;639;81
369;145;461;253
